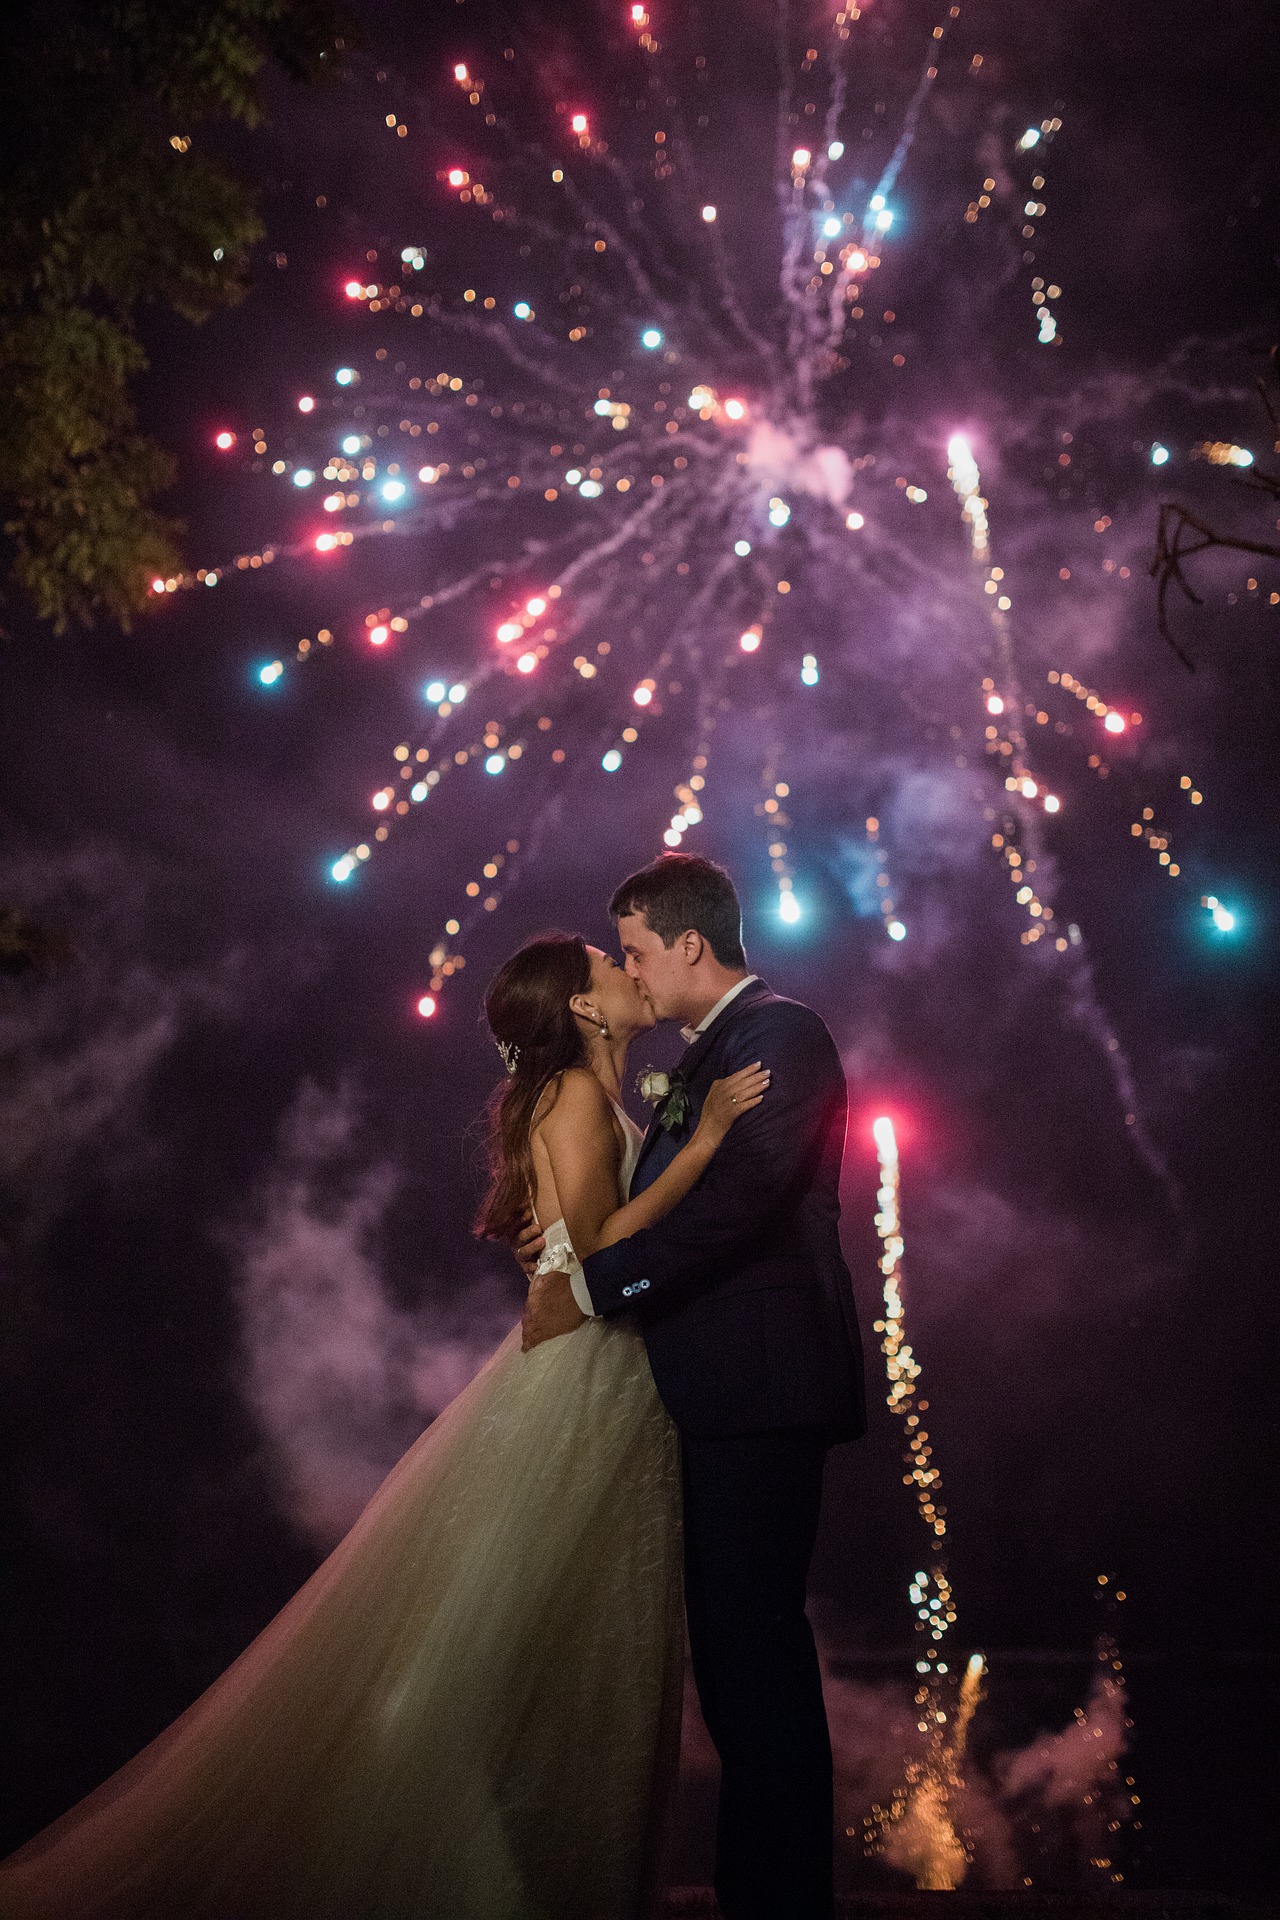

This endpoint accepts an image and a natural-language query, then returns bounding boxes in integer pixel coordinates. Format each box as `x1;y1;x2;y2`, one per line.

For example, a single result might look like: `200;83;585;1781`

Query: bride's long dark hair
476;932;593;1244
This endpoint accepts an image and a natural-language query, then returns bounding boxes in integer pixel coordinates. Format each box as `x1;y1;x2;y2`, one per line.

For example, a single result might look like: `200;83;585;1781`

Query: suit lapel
671;977;769;1085
631;1108;667;1182
632;978;772;1181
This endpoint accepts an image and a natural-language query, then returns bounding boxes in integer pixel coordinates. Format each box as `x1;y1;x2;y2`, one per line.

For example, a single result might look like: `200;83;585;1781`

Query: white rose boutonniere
637;1067;690;1132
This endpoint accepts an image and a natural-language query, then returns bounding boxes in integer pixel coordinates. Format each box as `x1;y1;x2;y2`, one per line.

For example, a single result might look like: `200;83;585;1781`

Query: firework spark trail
418;566;748;981
428;306;586;397
874;1650;990;1892
326;471;757;886
593;129;772;365
1060;945;1183;1208
400;543;750;920
864;6;956;224
862;1130;1134;1889
673;139;783;369
950;1651;986;1765
945;433;1181;1198
866;1114;976;1890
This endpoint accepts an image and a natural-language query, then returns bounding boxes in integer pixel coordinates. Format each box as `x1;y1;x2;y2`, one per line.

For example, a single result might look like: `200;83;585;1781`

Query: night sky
3;0;1278;1897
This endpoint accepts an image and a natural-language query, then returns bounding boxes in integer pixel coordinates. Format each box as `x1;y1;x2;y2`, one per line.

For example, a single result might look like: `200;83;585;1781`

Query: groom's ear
681;929;705;967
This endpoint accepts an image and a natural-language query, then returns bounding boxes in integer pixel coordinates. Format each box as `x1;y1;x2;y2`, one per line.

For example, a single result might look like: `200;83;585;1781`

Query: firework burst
162;2;1232;1146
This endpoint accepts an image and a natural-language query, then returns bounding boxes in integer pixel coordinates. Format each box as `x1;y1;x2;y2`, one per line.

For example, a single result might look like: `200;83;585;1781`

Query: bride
0;931;768;1920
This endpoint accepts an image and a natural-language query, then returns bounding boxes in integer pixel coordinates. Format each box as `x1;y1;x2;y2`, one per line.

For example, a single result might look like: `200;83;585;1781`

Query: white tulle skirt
1;1317;684;1920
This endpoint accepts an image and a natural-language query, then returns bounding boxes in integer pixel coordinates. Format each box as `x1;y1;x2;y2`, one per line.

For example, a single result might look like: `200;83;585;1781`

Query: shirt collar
679;975;759;1046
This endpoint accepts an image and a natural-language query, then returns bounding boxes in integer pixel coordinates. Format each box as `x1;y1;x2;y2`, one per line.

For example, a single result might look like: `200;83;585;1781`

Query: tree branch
1151;352;1280;667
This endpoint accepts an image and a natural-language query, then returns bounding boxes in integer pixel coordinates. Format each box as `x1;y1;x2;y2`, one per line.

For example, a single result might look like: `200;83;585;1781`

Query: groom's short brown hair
610;854;747;968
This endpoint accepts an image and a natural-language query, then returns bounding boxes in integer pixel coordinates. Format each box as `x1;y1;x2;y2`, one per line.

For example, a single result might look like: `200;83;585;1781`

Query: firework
152;3;1236;1155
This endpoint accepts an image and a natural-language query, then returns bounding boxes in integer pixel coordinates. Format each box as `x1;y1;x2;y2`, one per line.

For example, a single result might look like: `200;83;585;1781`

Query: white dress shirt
678;973;759;1045
570;975;758;1317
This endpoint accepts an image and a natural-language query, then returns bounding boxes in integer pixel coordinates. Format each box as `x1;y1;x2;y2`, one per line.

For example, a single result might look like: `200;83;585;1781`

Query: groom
522;853;867;1920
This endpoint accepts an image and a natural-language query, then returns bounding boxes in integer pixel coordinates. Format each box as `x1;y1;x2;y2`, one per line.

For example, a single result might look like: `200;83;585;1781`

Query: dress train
1;1194;682;1918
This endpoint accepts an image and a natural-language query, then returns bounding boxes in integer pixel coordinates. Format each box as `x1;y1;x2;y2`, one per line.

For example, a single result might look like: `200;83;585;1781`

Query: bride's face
581;945;656;1040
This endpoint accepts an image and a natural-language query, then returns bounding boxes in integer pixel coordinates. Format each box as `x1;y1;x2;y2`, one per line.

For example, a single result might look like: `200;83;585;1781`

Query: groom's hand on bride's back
522;1269;586;1350
513;1214;545;1280
513;1214;585;1351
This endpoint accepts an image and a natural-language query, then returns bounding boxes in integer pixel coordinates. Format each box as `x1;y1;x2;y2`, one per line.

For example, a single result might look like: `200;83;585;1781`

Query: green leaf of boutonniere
658;1071;690;1133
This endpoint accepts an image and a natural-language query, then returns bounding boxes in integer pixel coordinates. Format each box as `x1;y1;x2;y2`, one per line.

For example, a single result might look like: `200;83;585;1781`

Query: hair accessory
496;1038;521;1074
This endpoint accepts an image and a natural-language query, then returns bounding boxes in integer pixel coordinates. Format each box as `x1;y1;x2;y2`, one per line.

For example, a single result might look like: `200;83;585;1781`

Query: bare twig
1150;503;1280;669
1151;353;1280;667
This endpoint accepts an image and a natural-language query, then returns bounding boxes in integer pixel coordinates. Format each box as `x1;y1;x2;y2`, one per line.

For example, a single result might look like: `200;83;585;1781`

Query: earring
598;1022;609;1038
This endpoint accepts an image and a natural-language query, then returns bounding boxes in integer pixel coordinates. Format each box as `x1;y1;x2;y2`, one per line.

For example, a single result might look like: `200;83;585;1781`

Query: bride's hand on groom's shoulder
695;1062;771;1148
513;1214;545;1280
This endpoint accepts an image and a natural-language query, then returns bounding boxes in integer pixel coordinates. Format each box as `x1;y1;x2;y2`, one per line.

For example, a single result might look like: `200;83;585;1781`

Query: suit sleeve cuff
569;1267;597;1317
581;1235;646;1316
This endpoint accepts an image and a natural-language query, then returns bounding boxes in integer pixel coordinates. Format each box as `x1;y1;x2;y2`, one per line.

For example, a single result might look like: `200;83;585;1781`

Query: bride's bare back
529;1069;627;1234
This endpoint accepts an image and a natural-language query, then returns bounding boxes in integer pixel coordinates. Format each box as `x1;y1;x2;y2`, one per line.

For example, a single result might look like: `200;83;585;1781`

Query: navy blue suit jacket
583;979;868;1440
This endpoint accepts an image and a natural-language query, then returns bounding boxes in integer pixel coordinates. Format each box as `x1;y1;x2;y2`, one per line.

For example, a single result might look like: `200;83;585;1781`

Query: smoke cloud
229;1077;519;1547
0;839;242;1230
998;1667;1130;1810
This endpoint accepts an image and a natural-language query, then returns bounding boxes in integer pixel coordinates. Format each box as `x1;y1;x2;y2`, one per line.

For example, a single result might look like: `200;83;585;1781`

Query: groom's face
616;911;694;1021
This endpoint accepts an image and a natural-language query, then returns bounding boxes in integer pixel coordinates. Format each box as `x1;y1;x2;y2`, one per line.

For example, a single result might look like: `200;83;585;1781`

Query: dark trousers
680;1426;833;1920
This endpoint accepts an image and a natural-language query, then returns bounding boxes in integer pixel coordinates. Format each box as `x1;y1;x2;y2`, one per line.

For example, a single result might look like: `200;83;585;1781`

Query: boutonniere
637;1067;690;1133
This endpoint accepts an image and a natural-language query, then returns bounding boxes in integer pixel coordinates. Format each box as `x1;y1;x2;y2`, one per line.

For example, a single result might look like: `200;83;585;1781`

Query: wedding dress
1;1105;683;1920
